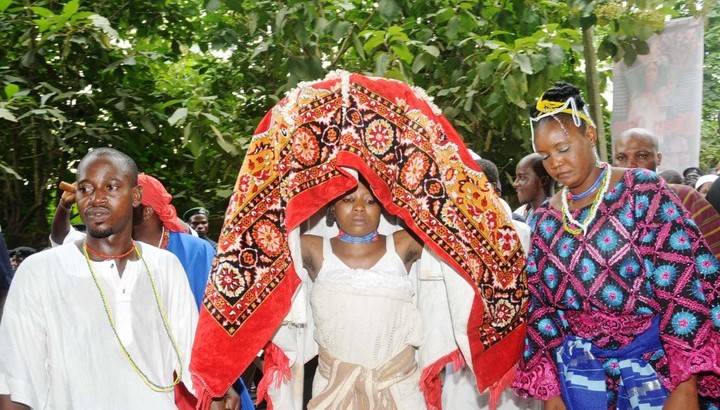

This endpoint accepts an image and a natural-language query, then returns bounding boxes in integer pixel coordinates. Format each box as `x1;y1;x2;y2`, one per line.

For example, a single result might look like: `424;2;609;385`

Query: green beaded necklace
83;242;183;392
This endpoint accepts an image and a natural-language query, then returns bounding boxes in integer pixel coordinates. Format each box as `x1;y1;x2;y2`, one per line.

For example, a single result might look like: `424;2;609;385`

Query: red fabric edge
420;349;464;410
191;268;301;409
255;342;291;410
472;321;526;391
488;366;517;410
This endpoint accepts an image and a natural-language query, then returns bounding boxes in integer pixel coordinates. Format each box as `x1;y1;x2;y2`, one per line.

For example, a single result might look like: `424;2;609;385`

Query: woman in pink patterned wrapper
512;82;720;410
300;176;426;409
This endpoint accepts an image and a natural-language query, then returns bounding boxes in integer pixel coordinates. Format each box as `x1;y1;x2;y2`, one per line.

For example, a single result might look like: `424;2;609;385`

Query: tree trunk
582;26;608;162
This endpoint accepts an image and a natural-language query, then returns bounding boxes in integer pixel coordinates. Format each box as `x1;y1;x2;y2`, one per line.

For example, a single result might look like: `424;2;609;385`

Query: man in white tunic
0;148;200;409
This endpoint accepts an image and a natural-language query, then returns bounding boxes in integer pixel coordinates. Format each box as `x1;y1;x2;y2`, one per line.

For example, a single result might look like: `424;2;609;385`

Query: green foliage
570;0;676;66
0;0;713;248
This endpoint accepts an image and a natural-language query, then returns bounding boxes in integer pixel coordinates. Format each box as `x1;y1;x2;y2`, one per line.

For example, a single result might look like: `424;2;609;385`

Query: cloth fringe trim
195;387;214;410
420;349;464;410
488;366;516;410
255;342;292;410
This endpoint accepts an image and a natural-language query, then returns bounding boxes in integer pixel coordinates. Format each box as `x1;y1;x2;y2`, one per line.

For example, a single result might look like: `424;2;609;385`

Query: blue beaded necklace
566;163;609;201
337;230;379;244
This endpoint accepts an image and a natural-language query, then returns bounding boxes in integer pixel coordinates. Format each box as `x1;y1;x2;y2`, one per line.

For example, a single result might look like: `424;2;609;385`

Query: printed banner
611;17;704;173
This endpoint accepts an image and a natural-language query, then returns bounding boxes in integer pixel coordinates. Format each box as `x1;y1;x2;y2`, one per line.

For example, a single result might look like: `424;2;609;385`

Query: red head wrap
137;174;188;233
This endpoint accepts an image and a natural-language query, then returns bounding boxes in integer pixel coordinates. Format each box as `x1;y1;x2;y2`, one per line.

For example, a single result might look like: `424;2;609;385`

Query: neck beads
337;230;379;244
561;163;612;235
82;242;183;392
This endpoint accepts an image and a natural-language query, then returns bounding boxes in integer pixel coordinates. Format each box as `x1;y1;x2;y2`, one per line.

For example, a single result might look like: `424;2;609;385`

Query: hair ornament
529;94;596;151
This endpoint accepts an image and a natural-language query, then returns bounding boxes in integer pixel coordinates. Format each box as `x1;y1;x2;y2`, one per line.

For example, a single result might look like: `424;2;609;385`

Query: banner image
611;17;704;173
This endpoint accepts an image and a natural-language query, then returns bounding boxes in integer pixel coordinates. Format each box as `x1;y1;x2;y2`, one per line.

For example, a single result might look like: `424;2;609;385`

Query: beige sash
308;345;418;409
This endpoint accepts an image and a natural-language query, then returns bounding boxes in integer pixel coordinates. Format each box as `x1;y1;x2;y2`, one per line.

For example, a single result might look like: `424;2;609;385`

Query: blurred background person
613;127;720;261
683;166;703;187
695;174;718;197
183;207;218;249
8;246;36;272
659;170;683;184
512;153;553;223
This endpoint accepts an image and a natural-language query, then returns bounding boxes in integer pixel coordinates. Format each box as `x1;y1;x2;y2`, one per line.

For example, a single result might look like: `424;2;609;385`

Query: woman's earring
326;207;335;227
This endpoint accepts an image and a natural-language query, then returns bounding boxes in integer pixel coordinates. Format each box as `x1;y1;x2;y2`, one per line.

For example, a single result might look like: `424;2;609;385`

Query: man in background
614;128;720;261
184;207;218;249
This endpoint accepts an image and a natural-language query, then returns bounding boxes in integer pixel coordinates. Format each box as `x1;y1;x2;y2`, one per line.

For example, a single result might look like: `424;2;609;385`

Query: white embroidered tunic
0;242;198;409
310;236;425;409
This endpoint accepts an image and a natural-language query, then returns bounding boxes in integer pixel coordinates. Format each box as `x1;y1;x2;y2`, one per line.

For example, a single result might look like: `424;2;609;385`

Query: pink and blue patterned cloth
514;169;720;409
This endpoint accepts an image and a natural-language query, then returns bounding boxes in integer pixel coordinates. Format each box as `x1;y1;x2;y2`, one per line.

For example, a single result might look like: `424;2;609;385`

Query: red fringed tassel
420;349;464;410
174;380;197;410
194;387;215;410
488;366;516;410
255;342;292;410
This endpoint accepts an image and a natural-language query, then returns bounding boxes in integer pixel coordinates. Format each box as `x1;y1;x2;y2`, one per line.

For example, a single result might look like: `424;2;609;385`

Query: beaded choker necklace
82;242;183;392
561;163;612;236
337;230;379;244
157;226;169;249
85;242;136;260
566;163;609;201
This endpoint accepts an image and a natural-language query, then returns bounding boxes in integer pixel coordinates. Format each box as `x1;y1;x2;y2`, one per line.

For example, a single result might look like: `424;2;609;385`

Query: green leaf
529;54;548;71
374;52;390;77
332;21;352;41
205;0;222;12
514;54;532;74
634;40;650;55
140;117;157;134
411;54;428;73
636;26;654;41
623;47;637;66
391;43;413;64
579;15;596;29
226;0;243;12
62;0;79;17
211;125;238;155
421;45;439;57
20;50;34;67
363;32;385;54
4;83;19;99
478;61;494;80
0;0;11;12
378;0;401;22
29;6;54;17
157;99;186;110
168;107;188;126
0;160;21;179
503;72;527;107
351;32;366;60
201;112;220;124
188;130;202;157
446;16;460;40
40;92;56;105
548;44;565;64
0;107;17;122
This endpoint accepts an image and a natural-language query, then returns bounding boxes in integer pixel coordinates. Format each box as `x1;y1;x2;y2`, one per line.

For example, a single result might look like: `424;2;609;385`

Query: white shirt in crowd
0;242;198;409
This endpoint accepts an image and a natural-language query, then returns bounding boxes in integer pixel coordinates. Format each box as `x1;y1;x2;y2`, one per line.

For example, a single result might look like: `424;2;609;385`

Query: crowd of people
0;76;719;410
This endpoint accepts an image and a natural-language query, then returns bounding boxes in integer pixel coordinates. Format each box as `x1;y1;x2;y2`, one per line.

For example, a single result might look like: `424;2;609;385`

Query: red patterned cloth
190;72;528;408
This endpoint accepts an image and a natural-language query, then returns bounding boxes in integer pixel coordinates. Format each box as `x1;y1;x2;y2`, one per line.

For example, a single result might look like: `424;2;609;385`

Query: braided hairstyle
531;82;592;133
